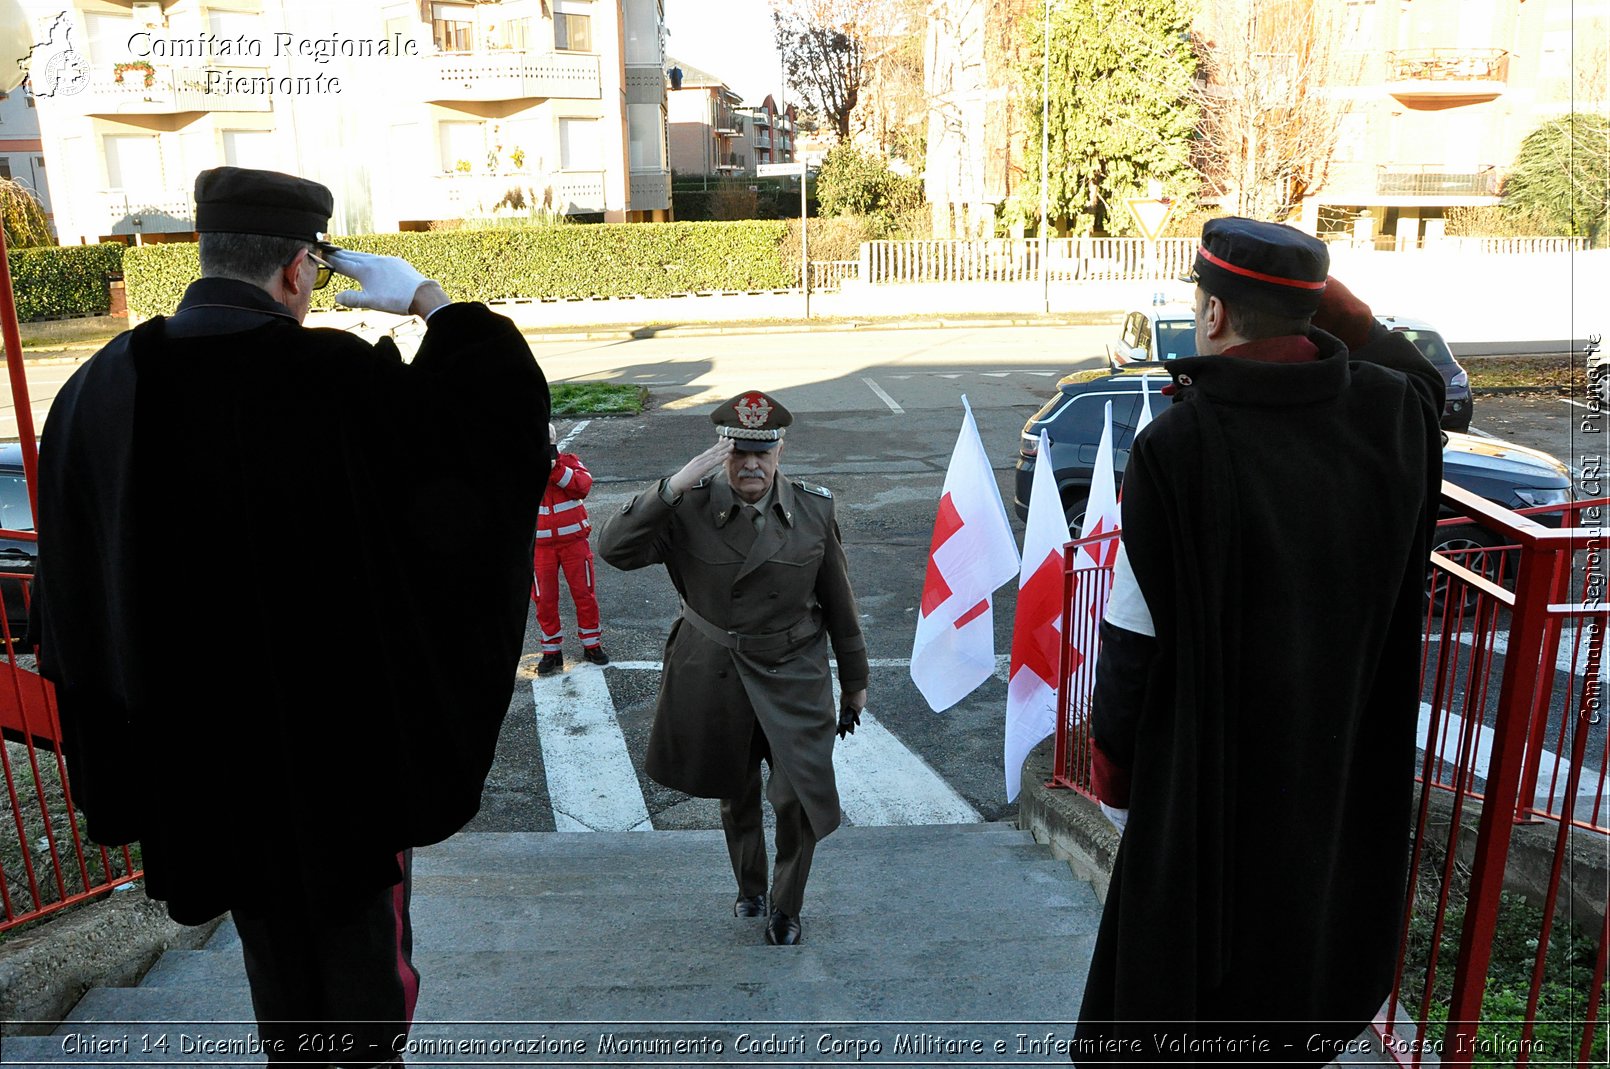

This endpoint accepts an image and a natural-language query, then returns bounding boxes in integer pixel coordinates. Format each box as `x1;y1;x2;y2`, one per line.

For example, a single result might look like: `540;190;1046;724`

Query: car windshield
0;475;33;533
1154;321;1196;361
1396;329;1455;366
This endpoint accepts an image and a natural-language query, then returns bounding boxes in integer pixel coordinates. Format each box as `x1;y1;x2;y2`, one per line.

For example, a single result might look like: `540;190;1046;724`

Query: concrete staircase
6;823;1101;1066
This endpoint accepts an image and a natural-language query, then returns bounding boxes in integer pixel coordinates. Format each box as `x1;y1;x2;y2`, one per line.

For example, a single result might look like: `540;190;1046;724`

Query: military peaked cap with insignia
194;166;333;242
1187;216;1329;318
712;390;792;452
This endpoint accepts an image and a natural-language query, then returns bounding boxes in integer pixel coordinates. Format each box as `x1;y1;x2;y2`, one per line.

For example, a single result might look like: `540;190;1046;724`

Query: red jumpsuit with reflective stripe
533;452;601;653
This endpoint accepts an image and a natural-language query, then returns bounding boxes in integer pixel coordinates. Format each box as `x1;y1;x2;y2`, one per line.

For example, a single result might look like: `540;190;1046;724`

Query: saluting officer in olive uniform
598;391;868;946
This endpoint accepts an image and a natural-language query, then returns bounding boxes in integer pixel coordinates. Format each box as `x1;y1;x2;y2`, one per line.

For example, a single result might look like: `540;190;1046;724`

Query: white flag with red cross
1004;429;1071;801
910;399;1021;713
1060;402;1124;702
1078;401;1122;566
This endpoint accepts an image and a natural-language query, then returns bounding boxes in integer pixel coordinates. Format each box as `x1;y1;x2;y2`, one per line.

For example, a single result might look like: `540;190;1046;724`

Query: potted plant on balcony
113;60;156;88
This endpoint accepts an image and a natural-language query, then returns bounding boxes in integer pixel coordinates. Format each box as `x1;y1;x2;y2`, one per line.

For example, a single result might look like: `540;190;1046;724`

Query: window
222;130;274;169
559;117;601;171
104;134;163;193
0;475;33;533
628;103;662;170
623;0;660;65
555;12;592;52
0;159;10;181
438;120;484;172
432;2;474;51
496;18;530;50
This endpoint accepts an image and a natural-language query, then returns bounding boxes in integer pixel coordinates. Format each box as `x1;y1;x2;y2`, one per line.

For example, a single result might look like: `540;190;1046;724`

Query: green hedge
124;222;795;318
8;244;125;321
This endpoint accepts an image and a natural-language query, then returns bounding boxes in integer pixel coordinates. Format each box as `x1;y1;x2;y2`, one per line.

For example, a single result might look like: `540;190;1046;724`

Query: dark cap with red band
1188;216;1329;318
194;166;333;241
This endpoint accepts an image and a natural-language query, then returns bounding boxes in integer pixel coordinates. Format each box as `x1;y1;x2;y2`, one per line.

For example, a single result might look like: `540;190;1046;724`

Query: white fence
857;238;1196;285
831;235;1591;288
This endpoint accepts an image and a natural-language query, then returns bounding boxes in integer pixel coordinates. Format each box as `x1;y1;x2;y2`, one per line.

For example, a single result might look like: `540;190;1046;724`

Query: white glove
326;249;434;315
1099;801;1129;836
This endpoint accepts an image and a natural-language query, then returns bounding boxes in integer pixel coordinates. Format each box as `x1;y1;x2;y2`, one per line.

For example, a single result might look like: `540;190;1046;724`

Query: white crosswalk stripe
531;661;983;831
531;668;653;833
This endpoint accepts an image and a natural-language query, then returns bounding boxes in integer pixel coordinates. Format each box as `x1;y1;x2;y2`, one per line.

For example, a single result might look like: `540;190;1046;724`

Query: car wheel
1427;525;1504;610
1061;493;1088;535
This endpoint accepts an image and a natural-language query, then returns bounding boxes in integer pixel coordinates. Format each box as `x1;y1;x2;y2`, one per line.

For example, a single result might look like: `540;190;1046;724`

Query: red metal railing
0;560;142;932
1049;488;1608;1065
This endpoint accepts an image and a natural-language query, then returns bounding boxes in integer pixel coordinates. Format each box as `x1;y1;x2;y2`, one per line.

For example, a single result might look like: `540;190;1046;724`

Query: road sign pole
802;168;810;320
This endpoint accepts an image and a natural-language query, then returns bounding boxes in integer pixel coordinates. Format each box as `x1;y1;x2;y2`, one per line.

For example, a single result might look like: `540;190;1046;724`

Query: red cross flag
1079;401;1122;566
1004;429;1070;801
911;399;1020;712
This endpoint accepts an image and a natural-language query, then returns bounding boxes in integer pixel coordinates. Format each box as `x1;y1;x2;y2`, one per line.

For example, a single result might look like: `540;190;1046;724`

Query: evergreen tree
1018;0;1198;236
1502;113;1610;246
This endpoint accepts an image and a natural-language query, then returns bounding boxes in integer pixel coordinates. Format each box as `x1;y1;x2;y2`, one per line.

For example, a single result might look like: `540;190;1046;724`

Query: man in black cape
31;167;549;1065
1074;218;1444;1063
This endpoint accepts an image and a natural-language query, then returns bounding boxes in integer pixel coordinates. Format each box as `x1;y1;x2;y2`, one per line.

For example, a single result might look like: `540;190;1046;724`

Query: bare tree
771;0;890;142
1193;0;1358;221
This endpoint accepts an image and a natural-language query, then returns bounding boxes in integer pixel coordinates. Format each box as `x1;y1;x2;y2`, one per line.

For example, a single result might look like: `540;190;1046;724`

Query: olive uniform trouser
719;722;817;917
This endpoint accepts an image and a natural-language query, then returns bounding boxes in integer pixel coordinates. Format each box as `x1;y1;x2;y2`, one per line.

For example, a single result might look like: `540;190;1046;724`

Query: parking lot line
862;377;904;414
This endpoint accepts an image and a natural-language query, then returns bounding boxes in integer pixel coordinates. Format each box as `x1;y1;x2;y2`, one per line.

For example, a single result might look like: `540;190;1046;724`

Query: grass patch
551;382;645;416
1465;356;1585;392
1400;853;1607;1064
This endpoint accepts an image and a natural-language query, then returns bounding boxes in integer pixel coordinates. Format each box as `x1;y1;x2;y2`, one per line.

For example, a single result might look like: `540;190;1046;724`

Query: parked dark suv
0;444;34;640
1012;369;1572;561
1103;305;1472;432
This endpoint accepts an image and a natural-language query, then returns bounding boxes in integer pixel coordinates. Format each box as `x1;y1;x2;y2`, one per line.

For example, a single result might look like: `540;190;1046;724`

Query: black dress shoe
765;910;802;945
733;894;767;918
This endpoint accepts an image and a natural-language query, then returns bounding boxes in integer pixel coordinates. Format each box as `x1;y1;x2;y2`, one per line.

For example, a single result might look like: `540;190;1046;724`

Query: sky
663;0;787;106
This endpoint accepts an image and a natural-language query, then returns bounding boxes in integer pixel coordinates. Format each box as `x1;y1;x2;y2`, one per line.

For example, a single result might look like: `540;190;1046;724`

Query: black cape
1075;328;1444;1062
33;284;549;924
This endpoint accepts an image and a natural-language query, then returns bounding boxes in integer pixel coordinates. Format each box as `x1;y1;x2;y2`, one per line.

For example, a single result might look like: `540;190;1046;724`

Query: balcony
1385;49;1509;110
427;50;601;103
92;190;195;237
419;171;606;217
69;66;273;116
756;132;771;149
1375;164;1500;197
630;168;670;211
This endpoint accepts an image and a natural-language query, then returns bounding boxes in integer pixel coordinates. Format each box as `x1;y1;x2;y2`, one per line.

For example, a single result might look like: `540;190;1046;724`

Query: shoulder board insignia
796;481;832;499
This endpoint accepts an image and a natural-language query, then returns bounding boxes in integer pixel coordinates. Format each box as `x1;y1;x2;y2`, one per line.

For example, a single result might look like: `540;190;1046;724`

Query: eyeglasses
307;251;333;290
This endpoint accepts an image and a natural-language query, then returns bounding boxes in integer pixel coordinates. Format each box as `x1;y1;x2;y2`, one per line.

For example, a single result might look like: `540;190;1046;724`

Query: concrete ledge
1015;738;1120;905
0;891;219;1035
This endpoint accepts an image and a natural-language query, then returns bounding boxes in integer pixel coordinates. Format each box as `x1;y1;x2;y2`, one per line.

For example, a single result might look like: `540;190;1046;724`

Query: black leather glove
836;699;861;739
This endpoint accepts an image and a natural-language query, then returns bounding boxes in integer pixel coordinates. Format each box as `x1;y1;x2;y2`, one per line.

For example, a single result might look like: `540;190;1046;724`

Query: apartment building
0;85;53;236
737;93;794;172
24;0;670;244
1299;0;1609;243
665;57;742;176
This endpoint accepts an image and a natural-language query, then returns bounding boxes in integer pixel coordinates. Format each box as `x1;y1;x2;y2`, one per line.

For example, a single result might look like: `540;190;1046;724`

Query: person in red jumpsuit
534;423;609;675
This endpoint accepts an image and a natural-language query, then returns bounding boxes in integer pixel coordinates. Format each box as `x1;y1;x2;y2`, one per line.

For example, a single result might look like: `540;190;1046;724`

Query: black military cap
712;390;792;452
1188;216;1329;317
193;166;333;241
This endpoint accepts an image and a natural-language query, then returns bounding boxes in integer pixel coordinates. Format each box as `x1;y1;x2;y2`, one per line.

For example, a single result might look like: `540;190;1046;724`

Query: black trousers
719;722;818;917
231;850;417;1068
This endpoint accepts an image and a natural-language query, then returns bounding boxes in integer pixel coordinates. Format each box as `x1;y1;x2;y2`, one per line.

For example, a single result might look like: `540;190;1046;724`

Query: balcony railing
71;66;273;115
92;190;195;237
629;169;670;211
1385;49;1509;107
421;171;606;217
1375;164;1500;197
428;50;601;102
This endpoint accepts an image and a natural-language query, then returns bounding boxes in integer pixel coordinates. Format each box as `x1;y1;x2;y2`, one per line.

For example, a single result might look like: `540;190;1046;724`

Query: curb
0;891;219;1035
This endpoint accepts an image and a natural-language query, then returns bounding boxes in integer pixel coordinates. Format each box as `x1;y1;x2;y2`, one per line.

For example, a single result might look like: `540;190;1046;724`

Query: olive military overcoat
598;473;868;838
